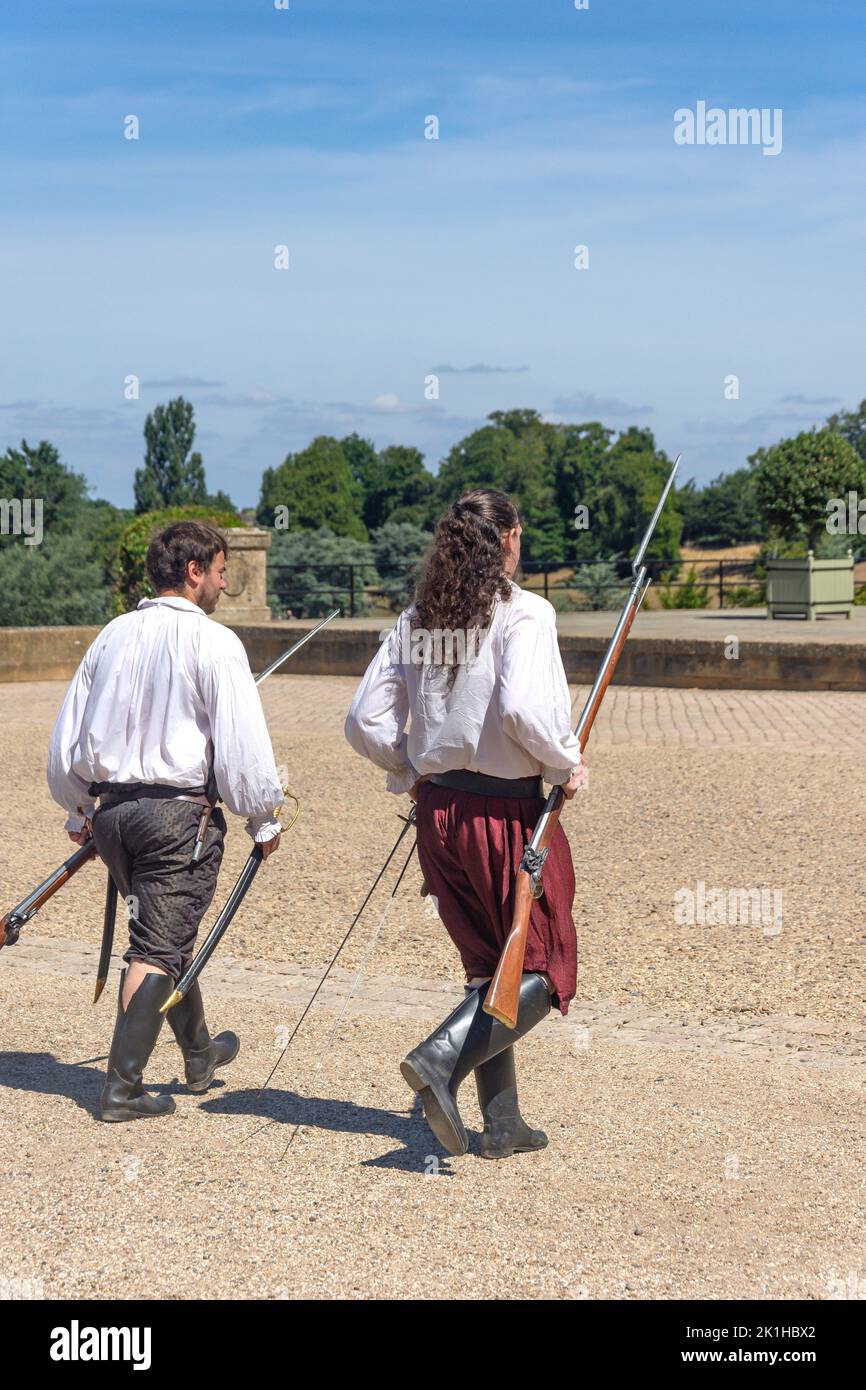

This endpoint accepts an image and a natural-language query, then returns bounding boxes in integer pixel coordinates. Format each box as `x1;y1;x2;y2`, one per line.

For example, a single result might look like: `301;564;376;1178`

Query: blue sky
2;0;864;509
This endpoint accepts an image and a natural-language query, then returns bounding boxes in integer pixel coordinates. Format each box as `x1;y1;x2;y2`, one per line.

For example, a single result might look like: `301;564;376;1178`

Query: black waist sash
429;770;543;799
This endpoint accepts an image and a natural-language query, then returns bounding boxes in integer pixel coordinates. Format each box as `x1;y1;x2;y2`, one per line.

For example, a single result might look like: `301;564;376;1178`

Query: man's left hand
67;818;93;847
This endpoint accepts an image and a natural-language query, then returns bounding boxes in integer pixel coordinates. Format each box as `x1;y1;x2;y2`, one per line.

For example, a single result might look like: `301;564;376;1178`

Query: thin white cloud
780;393;841;406
142;376;224;389
432;363;529;375
199;391;284;408
550;392;654;419
682;407;825;439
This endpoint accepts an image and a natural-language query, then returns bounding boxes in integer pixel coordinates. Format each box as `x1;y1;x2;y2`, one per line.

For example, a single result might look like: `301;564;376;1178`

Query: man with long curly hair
345;489;586;1159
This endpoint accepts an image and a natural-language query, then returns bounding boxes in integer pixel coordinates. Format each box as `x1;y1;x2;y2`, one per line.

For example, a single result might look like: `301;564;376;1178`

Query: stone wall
2;619;864;690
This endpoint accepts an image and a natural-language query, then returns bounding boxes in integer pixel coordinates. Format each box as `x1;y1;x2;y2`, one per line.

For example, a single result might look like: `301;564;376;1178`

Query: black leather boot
100;971;177;1122
400;973;551;1157
475;1047;548;1159
165;980;239;1093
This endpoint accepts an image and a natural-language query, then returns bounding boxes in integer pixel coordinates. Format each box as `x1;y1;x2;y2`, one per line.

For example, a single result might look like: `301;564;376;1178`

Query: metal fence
520;557;768;607
268;562;403;617
268;556;780;616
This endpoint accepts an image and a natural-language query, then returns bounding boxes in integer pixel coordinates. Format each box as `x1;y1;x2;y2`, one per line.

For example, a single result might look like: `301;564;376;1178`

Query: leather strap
89;781;211;805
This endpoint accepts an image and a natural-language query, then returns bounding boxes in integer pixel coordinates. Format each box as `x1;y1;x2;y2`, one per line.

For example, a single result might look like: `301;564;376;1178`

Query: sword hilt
191;806;213;864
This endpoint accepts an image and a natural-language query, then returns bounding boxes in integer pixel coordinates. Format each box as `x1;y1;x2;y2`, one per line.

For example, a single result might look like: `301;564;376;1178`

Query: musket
483;456;681;1028
0;609;341;958
0;841;97;950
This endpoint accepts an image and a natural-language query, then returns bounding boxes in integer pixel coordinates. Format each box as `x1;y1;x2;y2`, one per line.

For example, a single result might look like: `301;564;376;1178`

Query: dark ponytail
412;488;519;683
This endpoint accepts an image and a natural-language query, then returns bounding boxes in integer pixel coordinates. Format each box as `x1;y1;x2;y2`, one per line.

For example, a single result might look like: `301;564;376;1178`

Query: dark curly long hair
412;489;520;684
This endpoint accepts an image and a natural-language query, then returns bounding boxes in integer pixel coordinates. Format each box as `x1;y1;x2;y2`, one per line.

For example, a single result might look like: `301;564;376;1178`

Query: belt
89;781;211;806
429;770;543;799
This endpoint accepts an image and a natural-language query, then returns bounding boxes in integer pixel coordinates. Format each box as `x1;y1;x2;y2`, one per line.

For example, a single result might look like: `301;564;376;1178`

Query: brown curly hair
412;489;520;683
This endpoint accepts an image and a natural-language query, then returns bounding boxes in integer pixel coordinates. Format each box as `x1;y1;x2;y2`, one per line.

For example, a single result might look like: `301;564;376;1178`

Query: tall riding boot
400;973;551;1156
165;980;239;1093
474;1047;548;1159
100;970;177;1122
461;986;548;1160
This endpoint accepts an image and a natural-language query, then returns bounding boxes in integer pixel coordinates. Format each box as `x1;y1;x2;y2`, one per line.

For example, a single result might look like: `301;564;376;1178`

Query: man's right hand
560;758;588;800
261;832;281;861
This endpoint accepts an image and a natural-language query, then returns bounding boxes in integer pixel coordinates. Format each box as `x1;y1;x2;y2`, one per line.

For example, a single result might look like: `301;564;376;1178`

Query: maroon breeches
414;782;578;1014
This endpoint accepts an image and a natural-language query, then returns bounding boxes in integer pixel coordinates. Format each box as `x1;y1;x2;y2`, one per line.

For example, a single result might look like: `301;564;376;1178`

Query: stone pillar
213;527;273;624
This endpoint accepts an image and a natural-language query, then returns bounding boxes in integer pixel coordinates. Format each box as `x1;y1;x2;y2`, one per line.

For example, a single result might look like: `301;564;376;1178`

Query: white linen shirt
344;583;582;794
47;595;284;842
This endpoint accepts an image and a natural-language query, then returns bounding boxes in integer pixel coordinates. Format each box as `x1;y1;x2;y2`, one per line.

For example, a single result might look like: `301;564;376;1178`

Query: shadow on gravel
203;1086;458;1173
0;1047;189;1119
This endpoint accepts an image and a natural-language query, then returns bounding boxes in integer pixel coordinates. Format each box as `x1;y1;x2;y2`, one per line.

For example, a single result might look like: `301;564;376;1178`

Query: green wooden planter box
765;551;854;621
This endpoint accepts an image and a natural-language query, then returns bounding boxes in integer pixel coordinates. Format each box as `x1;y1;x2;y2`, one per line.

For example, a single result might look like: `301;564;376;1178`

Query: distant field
522;547;765;611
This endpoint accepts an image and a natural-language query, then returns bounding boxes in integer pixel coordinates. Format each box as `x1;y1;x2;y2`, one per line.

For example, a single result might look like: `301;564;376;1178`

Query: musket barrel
574;564;647;747
4;841;97;930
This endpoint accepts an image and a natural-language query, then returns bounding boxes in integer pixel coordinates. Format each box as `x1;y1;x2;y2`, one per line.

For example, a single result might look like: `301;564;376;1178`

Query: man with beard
48;521;283;1122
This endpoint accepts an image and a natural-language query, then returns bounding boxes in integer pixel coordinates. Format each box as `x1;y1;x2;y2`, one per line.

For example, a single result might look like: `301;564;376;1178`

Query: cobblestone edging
4;934;864;1069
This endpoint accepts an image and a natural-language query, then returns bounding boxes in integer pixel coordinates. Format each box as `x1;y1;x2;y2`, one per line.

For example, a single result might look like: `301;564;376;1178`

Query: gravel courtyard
0;677;863;1300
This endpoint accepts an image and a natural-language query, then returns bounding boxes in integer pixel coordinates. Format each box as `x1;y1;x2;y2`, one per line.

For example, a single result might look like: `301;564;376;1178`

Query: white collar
137;595;205;615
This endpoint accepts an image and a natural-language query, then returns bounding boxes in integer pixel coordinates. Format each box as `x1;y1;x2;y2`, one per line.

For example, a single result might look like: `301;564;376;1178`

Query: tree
435;409;566;563
370;520;431;610
553;424;681;563
341;433;379;498
679;467;762;546
553;422;614;563
359;445;435;530
257;436;367;540
0;532;112;626
826;399;866;461
752;428;866;550
604;427;682;560
133;397;229;513
267;526;376;616
0;439;89;537
0;440;127;617
564;560;626;611
77;498;130;585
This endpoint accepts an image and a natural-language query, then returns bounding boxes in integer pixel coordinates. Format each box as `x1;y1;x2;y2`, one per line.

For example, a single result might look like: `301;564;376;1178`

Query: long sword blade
160;845;265;1012
254;609;340;686
93;874;118;1003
